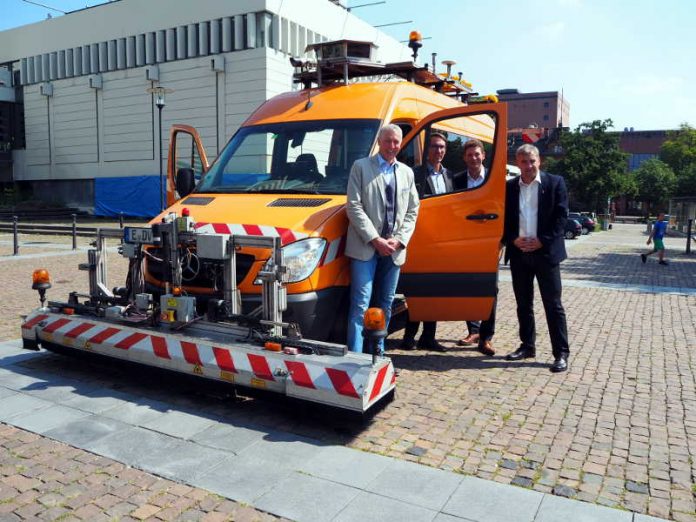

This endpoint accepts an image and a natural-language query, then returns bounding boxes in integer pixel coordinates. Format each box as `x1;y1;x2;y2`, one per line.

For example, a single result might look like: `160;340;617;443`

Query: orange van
144;42;507;342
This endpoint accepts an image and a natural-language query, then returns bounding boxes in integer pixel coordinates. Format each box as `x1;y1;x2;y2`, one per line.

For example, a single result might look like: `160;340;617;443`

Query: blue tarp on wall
94;175;163;218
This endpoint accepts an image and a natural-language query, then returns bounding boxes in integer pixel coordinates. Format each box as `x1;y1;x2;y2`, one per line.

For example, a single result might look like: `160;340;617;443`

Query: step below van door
398;103;507;322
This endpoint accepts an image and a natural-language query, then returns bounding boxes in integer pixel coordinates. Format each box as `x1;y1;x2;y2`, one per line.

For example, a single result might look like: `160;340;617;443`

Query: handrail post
12;215;19;256
687;218;693;255
72;214;77;250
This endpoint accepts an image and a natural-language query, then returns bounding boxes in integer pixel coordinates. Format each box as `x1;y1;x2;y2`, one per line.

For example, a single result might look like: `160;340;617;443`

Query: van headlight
255;238;326;284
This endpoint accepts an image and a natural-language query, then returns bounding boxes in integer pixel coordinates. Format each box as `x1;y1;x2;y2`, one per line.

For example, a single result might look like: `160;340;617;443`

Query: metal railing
1;215;124;256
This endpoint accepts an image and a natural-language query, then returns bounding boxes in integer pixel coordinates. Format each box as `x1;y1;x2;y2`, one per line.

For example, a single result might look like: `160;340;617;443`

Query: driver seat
294;153;320;179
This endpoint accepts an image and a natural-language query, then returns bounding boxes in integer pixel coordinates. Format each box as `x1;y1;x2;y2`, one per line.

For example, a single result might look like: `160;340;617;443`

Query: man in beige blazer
345;124;420;353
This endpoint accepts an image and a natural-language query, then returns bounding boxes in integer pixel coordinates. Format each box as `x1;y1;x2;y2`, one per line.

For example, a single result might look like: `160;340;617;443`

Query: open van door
166;125;210;207
398;103;507;322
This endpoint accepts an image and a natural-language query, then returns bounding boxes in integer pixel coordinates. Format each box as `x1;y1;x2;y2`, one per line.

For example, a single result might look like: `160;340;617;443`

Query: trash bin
598;214;610;231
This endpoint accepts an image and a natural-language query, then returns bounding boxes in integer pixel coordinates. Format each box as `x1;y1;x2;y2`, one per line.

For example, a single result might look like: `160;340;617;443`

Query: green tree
546;119;629;213
660;124;696;195
633;159;677;217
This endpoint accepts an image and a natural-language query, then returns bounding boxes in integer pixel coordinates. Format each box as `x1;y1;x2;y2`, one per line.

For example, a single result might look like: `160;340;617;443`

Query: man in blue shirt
641;212;669;265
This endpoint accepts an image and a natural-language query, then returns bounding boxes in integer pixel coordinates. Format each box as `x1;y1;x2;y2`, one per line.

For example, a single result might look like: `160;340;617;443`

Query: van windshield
196;119;380;195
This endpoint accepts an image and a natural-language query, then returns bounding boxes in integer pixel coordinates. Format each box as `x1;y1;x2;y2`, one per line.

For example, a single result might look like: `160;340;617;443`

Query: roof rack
290;39;474;100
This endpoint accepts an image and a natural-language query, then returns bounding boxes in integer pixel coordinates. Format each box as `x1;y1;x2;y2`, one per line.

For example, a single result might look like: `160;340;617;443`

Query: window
399;112;498;197
544;101;549;108
196;119;380;195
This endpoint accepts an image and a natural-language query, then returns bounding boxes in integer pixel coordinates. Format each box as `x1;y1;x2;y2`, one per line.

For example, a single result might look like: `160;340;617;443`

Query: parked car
569;212;595;234
565;219;582;239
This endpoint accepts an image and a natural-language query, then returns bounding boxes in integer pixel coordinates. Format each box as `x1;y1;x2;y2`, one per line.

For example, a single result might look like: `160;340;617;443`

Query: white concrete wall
103;69;154;163
6;0;409;194
52;82;98;164
23;86;50;167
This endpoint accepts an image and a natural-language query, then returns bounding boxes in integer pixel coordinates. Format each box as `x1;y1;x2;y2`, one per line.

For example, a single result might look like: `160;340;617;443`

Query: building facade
496;88;570;129
614;129;670;216
0;0;409;215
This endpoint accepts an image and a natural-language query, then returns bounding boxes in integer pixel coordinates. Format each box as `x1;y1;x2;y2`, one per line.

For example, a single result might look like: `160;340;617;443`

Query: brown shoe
478;340;495;356
458;333;480;346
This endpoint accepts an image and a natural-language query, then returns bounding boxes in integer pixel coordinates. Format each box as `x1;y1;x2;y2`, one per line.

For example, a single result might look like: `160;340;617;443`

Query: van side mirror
176;168;195;197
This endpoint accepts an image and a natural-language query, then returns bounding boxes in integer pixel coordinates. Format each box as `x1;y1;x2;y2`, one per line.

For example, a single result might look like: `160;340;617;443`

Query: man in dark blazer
502;144;570;372
401;132;453;351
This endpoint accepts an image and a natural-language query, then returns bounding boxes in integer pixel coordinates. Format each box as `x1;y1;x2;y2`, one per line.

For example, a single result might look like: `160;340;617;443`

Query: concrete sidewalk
0;340;666;522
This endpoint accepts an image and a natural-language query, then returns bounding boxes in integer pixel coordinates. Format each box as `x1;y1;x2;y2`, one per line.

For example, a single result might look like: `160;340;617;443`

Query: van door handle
466;213;499;221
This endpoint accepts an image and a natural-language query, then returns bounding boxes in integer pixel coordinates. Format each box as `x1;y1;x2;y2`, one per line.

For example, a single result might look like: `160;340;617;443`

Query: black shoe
659;260;668;265
505;347;536;361
550;356;568;373
400;338;416;350
418;339;447;352
641;254;647;264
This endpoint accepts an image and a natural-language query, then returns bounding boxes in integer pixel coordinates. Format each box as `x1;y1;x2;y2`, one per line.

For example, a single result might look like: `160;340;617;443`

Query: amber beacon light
363;307;388;362
408;30;422;61
32;268;52;308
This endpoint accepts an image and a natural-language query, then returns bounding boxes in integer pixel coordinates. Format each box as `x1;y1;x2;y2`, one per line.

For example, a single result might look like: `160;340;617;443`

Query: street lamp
146;86;173;212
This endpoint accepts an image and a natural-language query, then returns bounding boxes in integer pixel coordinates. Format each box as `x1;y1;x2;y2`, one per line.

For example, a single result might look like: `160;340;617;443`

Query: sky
2;0;695;131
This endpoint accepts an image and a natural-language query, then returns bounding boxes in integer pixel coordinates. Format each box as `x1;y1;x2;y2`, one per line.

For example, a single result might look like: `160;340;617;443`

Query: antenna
21;0;66;13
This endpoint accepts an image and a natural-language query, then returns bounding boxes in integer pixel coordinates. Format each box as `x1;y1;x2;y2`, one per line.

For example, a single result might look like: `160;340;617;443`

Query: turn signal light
363;307;386;331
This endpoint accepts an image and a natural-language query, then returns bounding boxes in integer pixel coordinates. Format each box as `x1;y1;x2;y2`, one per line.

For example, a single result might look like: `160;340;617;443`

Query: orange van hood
158;193;347;244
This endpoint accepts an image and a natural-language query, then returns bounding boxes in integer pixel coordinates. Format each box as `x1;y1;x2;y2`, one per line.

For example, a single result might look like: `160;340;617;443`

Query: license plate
124;226;154;244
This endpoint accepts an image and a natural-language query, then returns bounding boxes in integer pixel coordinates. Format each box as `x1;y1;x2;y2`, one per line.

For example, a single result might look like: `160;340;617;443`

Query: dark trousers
404;321;436;342
466;297;496;342
509;252;569;358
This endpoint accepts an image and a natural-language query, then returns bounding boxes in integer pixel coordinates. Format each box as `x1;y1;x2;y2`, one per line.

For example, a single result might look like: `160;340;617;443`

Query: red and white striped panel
194;222;308;246
319;236;346;267
22;312;395;410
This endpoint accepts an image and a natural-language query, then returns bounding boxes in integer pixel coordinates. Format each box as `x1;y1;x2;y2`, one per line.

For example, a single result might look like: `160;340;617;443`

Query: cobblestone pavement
0;424;285;521
1;224;695;521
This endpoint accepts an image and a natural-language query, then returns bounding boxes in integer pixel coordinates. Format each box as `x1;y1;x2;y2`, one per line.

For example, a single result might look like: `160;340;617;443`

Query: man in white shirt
502;144;570;373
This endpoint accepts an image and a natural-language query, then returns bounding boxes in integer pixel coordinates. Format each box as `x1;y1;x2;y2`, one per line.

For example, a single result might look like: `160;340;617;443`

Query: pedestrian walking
641;211;669;265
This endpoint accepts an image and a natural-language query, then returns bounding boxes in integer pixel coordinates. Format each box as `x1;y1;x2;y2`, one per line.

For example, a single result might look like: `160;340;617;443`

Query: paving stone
254;472;358;522
298;444;392;489
443;475;543;522
536;493;633;522
334;491;436;522
626;480;649;494
406;445;427;456
365;458;462;511
195;454;291;505
190;422;265;454
552;484;577;498
511;476;533;488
